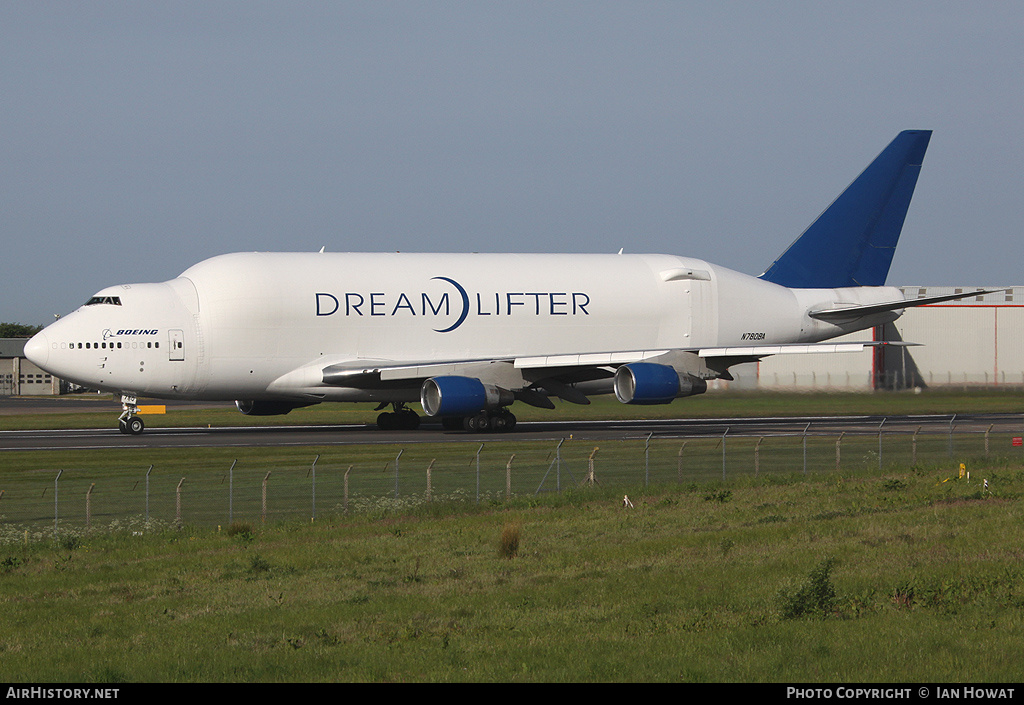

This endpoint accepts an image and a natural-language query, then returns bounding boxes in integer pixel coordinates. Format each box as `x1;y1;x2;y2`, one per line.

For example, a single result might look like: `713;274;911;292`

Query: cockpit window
85;296;122;306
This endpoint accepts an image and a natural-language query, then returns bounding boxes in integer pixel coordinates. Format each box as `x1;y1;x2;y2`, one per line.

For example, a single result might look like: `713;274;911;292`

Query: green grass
3;389;1024;682
1;465;1023;682
4;387;1024;431
4;432;1020;531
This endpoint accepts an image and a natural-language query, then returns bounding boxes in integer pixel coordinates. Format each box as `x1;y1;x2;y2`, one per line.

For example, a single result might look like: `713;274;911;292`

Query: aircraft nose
24;330;49;368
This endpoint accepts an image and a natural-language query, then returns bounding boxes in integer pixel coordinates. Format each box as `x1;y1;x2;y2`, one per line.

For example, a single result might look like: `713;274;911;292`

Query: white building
0;339;57;395
730;287;1024;391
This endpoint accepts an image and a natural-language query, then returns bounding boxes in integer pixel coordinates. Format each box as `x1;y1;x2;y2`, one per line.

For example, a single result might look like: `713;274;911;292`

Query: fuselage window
117;342;122;349
86;343;90;349
147;342;152;349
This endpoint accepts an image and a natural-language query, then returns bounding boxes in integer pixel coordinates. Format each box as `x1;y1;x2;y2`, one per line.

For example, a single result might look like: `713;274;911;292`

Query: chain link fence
2;426;1022;540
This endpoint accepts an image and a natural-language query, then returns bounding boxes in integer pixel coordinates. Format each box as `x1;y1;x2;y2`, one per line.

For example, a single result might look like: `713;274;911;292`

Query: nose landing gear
118;394;145;435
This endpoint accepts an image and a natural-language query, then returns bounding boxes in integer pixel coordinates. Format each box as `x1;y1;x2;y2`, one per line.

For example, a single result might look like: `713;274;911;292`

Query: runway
3;412;1023;451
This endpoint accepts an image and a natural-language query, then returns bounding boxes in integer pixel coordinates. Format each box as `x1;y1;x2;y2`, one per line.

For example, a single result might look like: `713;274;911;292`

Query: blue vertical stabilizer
758;130;932;288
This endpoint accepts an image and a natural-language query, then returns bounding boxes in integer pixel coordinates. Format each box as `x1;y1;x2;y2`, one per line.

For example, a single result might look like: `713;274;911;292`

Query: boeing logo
315;276;591;333
103;328;159;339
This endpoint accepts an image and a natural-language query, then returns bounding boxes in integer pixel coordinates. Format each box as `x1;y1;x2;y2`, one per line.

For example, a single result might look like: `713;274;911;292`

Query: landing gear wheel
465;413;491;432
118;419;129;435
375;407;421;431
459;410;517;433
126;416;145;435
399;409;420;430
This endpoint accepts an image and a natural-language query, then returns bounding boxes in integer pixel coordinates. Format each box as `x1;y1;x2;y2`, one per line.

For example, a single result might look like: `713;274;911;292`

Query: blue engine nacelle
613;363;708;405
420;376;515;417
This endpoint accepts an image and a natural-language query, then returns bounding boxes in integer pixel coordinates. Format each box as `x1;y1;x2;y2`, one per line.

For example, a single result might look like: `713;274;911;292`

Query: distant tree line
0;322;42;337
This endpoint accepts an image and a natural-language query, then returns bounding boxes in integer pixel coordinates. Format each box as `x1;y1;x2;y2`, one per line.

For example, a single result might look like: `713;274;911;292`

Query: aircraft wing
317;342;899;394
321;349;672;382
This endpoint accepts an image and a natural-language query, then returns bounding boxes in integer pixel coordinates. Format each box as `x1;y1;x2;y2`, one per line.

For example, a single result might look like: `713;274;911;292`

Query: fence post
145;465;153;524
721;428;729;481
344;465;352;514
913;426;921;466
803;423;810;475
535;440;565;495
310;454;319;520
557;439;563;491
587;448;599;486
228;459;236;525
54;469;62;536
878;418;886;473
836;433;845;472
755;437;763;476
645;432;653;486
506;455;514;500
261;472;271;524
176;478;184;526
948;414;956;458
426;459;435;502
86;483;95;531
476;443;483;503
394;450;403;499
986;424;994;456
677;442;687;483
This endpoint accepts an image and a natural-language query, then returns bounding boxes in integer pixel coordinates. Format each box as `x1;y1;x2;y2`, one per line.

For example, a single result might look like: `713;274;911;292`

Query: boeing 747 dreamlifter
25;130;975;434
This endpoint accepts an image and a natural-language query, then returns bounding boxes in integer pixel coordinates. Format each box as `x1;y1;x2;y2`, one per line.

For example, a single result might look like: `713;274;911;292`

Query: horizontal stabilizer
809;289;999;322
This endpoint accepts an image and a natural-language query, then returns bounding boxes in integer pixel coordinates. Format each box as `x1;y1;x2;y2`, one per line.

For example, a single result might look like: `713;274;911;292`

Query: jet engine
420;376;515;417
613;363;708;405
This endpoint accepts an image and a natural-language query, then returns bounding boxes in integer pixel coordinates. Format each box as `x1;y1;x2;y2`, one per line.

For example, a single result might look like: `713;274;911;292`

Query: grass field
1;467;1022;682
2;389;1023;682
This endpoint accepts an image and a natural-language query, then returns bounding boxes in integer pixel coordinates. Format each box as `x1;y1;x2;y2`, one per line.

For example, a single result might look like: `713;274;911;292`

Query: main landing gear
441;409;517;433
118;394;145;435
375;402;421;431
373;403;517;433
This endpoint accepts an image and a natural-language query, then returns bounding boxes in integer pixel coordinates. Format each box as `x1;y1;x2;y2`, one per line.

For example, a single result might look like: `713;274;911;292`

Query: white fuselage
25;252;902;402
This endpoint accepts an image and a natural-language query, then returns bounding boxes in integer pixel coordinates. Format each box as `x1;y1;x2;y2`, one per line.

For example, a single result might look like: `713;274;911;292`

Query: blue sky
4;2;1023;325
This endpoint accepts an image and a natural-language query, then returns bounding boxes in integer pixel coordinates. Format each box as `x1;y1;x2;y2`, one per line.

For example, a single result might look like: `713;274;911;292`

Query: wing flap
514;350;669;369
698;342;874;357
